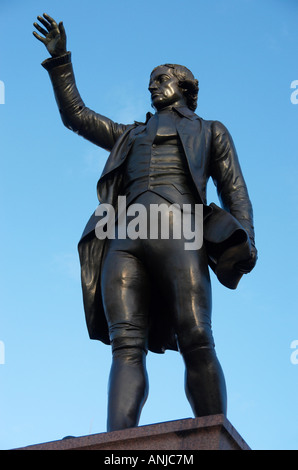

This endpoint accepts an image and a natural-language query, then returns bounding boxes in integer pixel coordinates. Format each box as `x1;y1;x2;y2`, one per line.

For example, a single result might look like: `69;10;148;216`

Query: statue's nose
148;82;157;93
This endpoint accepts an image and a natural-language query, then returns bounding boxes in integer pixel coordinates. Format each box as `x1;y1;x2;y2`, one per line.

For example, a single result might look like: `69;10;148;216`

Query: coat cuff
41;52;72;71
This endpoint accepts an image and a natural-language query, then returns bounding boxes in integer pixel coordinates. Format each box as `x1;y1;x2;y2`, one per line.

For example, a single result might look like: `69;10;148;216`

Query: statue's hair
151;64;199;111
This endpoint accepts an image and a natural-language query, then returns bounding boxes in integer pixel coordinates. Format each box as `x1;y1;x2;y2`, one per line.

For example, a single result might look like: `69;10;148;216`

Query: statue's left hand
235;244;258;274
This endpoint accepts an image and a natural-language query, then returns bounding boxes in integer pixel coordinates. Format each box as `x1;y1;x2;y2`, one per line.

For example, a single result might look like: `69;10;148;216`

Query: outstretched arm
33;14;131;151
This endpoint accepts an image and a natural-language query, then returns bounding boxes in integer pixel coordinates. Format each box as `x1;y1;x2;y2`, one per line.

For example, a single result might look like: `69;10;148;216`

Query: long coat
42;53;256;353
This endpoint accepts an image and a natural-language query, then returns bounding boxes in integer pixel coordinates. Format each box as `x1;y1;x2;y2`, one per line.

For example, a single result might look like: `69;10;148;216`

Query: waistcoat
122;109;197;207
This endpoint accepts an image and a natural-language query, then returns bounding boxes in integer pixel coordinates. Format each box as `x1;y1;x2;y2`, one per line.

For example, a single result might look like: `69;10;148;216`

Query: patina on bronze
33;14;257;432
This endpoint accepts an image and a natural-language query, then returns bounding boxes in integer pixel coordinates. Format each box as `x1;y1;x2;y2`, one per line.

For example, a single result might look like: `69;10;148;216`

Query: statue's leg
153;236;227;417
175;246;227;417
101;241;150;431
106;345;148;431
181;344;227;417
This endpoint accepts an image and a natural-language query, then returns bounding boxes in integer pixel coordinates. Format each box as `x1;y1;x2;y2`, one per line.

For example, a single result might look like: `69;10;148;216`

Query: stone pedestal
15;414;250;450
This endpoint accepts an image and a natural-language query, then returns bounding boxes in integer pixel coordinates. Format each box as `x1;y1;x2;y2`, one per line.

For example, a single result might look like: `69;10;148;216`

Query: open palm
33;13;66;57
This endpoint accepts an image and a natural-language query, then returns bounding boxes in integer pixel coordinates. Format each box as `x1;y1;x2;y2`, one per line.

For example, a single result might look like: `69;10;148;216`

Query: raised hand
33;13;67;57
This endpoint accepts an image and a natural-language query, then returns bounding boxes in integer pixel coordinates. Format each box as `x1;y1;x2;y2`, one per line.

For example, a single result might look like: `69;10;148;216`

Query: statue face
148;66;187;111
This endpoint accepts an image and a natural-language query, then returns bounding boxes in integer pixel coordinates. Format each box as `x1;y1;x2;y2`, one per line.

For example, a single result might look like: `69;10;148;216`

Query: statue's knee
108;320;148;355
177;326;215;354
111;336;148;357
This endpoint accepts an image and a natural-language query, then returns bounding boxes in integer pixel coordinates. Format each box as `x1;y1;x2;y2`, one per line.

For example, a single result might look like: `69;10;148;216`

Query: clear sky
1;0;298;451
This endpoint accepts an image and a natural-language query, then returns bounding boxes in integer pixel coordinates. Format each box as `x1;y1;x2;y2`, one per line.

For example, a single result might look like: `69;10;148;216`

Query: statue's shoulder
200;118;231;138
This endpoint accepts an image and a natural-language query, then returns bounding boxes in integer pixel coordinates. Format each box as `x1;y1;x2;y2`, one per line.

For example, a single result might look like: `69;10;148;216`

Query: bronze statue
33;14;257;432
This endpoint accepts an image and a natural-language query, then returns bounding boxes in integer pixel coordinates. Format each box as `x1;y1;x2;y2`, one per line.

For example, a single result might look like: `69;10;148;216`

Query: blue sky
1;0;298;450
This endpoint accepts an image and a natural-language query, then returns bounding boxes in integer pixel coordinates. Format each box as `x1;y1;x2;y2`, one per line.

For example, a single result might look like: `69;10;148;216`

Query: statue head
149;64;199;112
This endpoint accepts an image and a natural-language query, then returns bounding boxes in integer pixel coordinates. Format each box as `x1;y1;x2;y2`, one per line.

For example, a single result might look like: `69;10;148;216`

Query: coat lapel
175;109;206;202
99;112;153;181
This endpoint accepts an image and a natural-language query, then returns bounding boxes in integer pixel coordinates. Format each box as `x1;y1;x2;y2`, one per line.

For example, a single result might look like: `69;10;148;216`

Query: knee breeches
100;193;214;354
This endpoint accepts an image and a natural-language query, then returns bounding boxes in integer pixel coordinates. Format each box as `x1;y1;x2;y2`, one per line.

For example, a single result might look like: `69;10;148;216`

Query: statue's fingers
37;15;52;31
33;22;48;37
32;31;47;44
58;21;66;38
43;13;58;28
